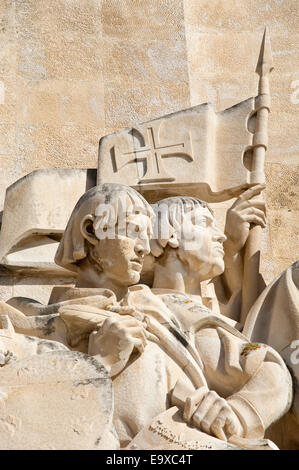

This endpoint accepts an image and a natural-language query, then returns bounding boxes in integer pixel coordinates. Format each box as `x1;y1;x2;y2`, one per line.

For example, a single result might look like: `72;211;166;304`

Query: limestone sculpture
0;182;294;450
0;27;297;451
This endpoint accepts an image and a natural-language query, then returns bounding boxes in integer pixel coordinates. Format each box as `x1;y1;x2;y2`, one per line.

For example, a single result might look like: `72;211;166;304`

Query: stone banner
97;98;256;202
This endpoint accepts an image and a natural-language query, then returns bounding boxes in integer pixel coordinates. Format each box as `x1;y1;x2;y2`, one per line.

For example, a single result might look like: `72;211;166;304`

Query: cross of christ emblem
114;125;193;183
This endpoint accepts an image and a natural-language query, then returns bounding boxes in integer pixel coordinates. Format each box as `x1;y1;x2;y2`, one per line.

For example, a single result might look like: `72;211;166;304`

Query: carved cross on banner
114;125;193;183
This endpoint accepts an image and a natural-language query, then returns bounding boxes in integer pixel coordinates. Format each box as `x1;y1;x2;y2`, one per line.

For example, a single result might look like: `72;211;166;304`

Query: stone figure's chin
208;259;225;279
127;270;141;285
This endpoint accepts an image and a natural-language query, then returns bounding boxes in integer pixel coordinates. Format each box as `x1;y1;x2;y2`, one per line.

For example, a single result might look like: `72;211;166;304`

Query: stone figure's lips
130;259;143;270
214;244;224;256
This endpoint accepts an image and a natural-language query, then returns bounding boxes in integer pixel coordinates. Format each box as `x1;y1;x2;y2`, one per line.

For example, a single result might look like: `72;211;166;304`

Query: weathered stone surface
0;168;96;272
127;406;278;450
0;350;115;450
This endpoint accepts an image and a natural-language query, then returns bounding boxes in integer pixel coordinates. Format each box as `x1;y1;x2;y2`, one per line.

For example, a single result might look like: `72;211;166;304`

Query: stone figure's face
177;206;226;281
91;212;152;286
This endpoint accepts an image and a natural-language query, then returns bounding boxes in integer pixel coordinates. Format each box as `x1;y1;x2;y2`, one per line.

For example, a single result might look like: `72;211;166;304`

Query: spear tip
256;26;274;76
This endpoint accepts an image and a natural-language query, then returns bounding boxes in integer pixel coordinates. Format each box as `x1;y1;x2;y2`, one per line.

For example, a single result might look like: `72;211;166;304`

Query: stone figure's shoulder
152;288;240;334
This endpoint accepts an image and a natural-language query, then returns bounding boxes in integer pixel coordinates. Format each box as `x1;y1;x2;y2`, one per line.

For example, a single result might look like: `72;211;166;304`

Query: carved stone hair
150;196;212;258
55;183;155;272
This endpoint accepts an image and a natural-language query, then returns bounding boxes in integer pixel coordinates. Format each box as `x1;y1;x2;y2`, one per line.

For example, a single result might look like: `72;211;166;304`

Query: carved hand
224;184;266;256
183;388;243;441
88;314;148;376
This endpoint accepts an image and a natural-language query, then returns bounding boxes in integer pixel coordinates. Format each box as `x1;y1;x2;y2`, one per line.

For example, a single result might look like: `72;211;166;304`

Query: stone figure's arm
221;184;266;298
226;345;293;439
88;314;148;377
182;343;292;441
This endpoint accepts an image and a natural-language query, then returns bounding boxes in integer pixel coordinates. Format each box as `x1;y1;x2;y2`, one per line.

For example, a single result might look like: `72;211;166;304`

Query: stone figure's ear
168;232;179;249
80;215;98;246
150;232;180;258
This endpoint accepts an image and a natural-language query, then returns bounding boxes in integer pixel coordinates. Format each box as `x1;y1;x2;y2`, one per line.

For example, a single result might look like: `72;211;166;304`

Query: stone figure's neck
152;252;202;297
75;258;128;301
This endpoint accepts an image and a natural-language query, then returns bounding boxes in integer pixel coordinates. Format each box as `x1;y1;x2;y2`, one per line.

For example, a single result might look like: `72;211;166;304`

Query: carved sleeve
227;344;293;438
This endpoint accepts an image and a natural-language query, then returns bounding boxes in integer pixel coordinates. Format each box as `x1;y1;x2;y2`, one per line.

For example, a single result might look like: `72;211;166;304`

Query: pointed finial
256;27;274;77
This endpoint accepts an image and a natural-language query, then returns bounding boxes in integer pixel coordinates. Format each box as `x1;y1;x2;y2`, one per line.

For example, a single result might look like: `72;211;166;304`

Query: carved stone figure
145;193;298;449
147;186;266;317
2;182;293;450
0;182;156;449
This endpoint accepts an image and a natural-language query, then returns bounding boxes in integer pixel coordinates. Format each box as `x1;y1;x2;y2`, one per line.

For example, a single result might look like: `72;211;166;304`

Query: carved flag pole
240;27;274;324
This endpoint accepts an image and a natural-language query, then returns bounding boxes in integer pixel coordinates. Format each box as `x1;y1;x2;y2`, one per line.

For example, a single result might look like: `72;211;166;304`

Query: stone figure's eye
193;218;206;227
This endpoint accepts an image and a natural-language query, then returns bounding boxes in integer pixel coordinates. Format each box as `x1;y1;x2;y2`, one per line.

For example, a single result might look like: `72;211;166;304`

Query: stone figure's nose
135;236;150;256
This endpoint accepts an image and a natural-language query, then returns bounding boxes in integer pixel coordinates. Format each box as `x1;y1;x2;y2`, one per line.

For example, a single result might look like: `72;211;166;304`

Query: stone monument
0;17;298;451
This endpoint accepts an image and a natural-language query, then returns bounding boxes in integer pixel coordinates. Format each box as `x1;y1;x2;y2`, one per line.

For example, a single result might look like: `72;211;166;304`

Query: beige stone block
15;0;102;37
0;75;16;125
15;123;100;170
267;208;299;260
16;78;105;127
261;255;298;286
101;10;190;130
0;3;16;81
183;0;299;33
101;0;185;39
16;0;103;81
0;123;14;156
267;112;299;165
104;80;190;131
271;35;299;77
184;26;299;113
158;82;190;114
0;0;14;22
265;163;299;210
0;0;15;56
261;162;299;282
0;24;16;125
17;32;103;82
186;32;259;79
184;31;261;110
103;37;189;85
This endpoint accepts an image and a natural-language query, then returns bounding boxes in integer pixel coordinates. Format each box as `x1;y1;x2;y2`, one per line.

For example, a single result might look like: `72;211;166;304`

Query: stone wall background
0;0;298;300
